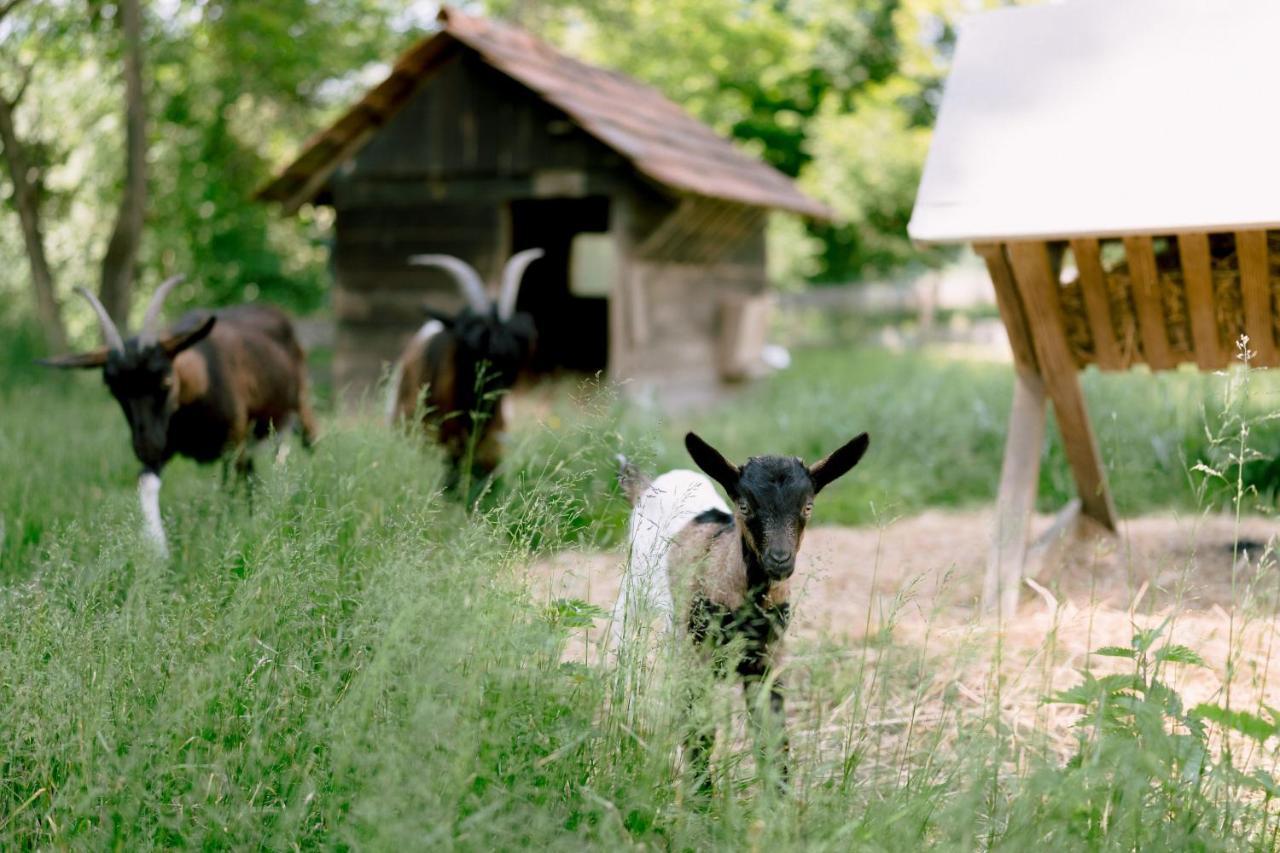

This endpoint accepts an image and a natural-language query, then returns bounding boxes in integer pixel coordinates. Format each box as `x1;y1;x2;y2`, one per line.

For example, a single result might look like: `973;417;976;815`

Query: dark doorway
509;196;610;375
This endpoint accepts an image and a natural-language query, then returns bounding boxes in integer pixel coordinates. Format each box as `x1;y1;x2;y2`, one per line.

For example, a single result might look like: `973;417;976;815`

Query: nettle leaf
1154;644;1207;667
546;598;608;629
1191;704;1277;742
1132;622;1170;654
1252;769;1280;796
1093;645;1137;659
1146;679;1184;716
1097;674;1143;694
1050;678;1100;706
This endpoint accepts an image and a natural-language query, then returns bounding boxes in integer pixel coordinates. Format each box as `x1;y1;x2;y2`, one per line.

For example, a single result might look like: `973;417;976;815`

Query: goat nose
766;548;791;566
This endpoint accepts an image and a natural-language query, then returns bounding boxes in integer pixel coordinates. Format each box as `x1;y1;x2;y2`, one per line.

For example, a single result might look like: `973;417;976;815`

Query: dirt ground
528;506;1280;759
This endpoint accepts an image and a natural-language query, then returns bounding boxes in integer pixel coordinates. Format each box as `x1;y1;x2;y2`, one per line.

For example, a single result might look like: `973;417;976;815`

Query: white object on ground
761;344;791;371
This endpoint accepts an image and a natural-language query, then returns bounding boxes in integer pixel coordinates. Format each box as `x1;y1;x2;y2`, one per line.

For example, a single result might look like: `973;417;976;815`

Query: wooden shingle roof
258;6;830;218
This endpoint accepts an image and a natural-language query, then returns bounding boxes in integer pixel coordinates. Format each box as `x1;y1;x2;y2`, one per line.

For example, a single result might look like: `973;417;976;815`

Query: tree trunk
0;90;67;352
98;0;147;328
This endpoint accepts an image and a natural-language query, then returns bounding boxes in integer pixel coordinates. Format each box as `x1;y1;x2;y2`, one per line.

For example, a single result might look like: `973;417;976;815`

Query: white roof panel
909;0;1280;244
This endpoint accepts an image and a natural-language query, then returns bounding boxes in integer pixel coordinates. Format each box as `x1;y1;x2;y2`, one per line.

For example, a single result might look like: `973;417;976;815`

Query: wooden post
1236;230;1277;366
1006;241;1118;532
1177;232;1226;370
1069;238;1124;369
976;243;1045;615
984;366;1047;618
1123;235;1176;369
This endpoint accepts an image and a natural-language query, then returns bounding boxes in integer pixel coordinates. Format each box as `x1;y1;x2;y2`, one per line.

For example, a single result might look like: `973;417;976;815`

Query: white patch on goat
384;319;444;425
611;469;728;647
138;472;169;558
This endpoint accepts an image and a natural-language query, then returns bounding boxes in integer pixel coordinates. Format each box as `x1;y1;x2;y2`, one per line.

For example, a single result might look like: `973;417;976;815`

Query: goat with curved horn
407;254;490;314
75;286;126;353
139;274;187;345
497;248;544;321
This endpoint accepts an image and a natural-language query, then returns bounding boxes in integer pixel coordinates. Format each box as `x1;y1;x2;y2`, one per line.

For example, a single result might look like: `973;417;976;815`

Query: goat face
685;432;871;582
42;314;215;471
448;307;536;391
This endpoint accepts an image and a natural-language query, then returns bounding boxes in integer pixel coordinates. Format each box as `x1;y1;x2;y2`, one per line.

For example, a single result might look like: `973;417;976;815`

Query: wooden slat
1236;230;1278;366
974;243;1039;372
1176;232;1226;369
1006;241;1117;531
1122;235;1175;370
1069;238;1124;369
984;367;1047;618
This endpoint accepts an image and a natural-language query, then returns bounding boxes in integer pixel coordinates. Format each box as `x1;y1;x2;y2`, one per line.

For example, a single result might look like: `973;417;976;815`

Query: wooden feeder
908;0;1280;616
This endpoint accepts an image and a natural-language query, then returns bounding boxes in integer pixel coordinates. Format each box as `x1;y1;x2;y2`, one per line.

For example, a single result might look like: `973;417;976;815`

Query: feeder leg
1005;241;1118;533
985;367;1047;618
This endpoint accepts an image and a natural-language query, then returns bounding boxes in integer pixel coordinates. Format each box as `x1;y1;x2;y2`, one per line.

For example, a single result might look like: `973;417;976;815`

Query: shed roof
909;0;1280;245
257;6;829;218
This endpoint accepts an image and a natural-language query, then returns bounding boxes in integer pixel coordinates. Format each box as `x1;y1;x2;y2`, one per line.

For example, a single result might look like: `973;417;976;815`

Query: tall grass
3;338;1280;847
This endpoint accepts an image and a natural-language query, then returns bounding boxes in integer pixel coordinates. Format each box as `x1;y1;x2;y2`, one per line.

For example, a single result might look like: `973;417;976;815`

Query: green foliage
0;0;403;341
1033;626;1280;846
485;0;983;283
5;347;1280;846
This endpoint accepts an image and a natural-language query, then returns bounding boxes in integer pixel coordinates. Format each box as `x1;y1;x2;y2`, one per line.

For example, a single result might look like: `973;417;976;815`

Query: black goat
40;278;317;555
387;250;540;485
615;431;870;791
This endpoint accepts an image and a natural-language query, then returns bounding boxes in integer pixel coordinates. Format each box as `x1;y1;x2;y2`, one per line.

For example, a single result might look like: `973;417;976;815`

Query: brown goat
388;250;541;487
41;278;317;555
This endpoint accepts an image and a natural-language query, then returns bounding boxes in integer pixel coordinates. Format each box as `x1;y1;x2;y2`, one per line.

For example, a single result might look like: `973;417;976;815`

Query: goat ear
159;314;216;356
685;432;740;499
809;432;869;494
37;349;111;369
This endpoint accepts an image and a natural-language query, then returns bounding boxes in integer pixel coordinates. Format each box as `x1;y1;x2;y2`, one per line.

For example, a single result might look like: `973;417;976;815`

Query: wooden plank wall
331;201;504;397
619;191;768;382
345;52;625;182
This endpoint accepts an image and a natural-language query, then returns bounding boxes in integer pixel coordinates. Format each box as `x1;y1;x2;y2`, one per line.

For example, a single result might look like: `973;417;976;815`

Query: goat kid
616;430;870;789
388;250;541;486
40;278;317;556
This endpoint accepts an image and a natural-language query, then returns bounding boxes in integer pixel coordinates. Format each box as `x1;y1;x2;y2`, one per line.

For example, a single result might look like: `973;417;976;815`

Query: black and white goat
615;431;870;788
387;250;541;484
40;278;317;556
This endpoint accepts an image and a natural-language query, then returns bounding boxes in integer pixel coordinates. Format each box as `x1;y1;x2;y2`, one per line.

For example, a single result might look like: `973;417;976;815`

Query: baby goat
40;278;317;556
615;430;870;789
388;250;541;486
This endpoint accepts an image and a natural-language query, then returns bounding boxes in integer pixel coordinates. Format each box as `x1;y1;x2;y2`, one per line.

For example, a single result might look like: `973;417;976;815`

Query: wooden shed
258;7;828;399
909;0;1280;615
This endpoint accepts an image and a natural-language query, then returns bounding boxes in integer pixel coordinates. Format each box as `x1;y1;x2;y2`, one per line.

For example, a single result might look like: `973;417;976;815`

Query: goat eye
803;502;814;517
736;498;751;515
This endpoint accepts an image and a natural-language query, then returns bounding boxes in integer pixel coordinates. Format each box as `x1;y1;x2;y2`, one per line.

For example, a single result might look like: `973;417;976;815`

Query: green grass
4;338;1280;848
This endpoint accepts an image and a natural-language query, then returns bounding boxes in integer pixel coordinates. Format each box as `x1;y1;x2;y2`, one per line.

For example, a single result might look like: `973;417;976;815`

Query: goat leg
682;677;717;797
744;668;790;791
138;471;169;558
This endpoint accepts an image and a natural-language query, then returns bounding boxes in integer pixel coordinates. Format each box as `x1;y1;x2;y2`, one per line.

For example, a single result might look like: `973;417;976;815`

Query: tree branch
0;90;66;350
0;0;30;27
7;62;32;108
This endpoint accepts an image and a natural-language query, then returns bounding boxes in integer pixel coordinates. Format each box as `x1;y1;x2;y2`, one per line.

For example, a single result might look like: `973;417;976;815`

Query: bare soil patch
528;507;1280;759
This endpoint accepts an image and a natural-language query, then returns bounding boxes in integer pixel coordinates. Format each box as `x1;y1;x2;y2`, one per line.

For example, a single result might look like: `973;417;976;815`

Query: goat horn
407;254;490;314
139;274;186;346
74;286;125;353
497;248;544;320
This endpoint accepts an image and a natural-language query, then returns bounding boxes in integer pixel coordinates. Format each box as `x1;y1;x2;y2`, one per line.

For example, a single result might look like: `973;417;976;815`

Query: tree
0;0;66;350
97;0;147;324
0;0;148;343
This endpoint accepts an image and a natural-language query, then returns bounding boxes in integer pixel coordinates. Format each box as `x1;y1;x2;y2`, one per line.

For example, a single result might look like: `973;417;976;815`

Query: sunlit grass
3;339;1280;847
